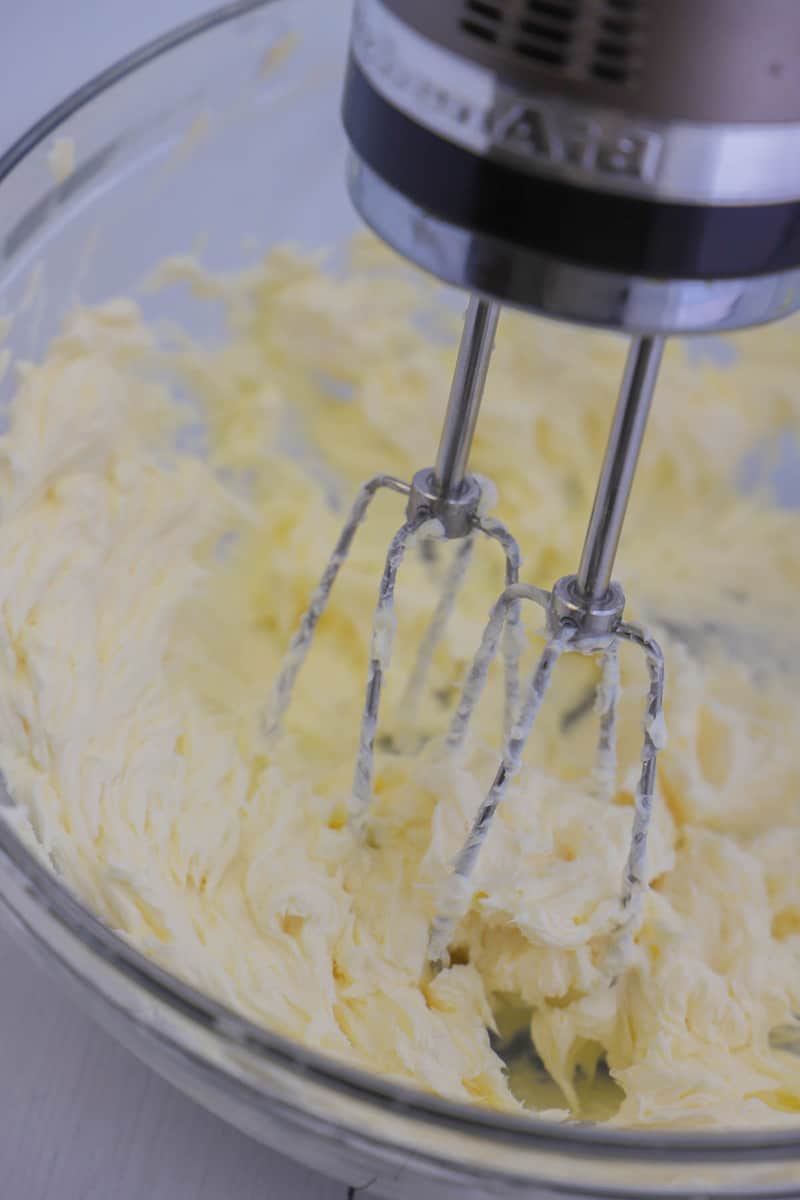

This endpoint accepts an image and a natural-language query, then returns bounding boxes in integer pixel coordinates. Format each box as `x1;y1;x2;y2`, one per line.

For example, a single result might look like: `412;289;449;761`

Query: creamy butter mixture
2;238;800;1128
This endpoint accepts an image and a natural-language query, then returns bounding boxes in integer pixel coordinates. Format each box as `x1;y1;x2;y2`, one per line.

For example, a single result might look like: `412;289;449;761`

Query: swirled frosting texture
2;239;800;1128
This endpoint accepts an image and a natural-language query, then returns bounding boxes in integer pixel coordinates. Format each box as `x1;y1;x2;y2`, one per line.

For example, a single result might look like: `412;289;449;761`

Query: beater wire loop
594;644;620;801
477;516;524;740
399;516;524;745
614;623;665;933
264;474;410;741
429;618;577;963
351;515;430;829
447;583;550;753
399;534;477;718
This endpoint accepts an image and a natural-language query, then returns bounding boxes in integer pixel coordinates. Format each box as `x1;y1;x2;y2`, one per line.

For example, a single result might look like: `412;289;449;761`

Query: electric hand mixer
268;0;800;967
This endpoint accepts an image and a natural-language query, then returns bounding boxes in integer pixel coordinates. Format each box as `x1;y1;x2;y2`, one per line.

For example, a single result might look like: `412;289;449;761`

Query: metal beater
267;297;665;967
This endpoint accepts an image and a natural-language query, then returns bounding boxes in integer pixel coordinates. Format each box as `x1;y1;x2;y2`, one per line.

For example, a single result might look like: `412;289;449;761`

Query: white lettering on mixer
491;102;663;183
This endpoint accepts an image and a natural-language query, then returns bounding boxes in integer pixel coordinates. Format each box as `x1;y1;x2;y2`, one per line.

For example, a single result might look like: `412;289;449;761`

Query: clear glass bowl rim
0;0;798;1167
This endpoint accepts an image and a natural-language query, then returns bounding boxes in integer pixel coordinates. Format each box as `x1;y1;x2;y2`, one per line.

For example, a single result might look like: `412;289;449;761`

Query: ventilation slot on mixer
589;0;645;85
460;0;503;43
457;0;648;88
515;0;577;68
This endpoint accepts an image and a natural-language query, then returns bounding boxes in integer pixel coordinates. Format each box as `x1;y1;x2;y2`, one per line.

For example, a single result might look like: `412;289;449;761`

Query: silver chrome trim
352;0;800;206
348;157;800;334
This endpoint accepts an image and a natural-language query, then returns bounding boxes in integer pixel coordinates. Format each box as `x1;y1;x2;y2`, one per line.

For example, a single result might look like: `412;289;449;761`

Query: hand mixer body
343;0;800;336
270;0;800;969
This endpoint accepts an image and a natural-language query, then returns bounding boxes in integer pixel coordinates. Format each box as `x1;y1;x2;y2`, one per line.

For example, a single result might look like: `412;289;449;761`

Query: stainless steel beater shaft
435;297;499;499
405;297;500;540
577;336;665;601
448;300;523;734
397;297;504;720
430;336;667;966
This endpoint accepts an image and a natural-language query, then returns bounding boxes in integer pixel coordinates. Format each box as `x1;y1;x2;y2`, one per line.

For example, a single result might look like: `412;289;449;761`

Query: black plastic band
343;61;800;281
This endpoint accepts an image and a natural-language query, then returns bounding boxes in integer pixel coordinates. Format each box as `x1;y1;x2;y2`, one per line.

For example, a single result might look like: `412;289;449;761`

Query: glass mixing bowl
0;3;799;1196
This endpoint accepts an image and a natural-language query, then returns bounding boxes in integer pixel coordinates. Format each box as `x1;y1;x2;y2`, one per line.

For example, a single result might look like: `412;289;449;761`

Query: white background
0;3;348;1197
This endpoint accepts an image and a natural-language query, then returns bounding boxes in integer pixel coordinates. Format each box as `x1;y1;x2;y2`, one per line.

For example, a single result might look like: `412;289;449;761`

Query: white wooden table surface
0;3;350;1197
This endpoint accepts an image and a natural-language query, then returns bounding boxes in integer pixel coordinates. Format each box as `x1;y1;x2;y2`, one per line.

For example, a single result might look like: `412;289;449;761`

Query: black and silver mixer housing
343;0;800;334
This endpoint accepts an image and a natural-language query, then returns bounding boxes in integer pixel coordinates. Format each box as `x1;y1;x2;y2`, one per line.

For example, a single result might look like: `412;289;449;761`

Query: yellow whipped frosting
1;238;800;1129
